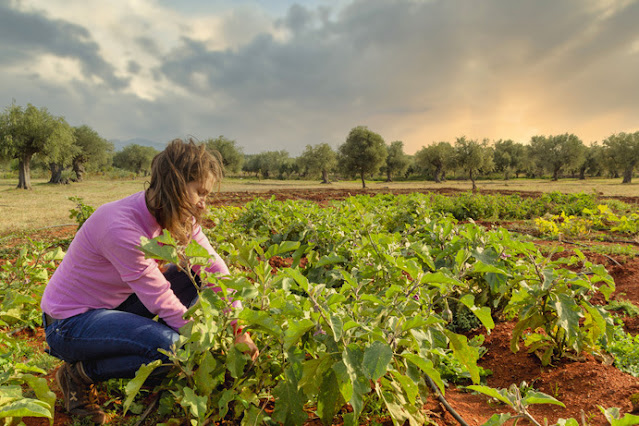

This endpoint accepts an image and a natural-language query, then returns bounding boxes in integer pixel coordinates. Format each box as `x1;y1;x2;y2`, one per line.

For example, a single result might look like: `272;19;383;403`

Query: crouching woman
41;139;257;424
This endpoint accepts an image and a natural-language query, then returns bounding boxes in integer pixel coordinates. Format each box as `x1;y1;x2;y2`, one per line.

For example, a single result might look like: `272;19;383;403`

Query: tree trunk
17;154;32;190
579;167;586;180
552;168;560;181
49;163;64;184
504;169;510;181
434;167;441;183
360;171;366;189
622;167;633;184
321;170;330;184
470;170;477;191
73;160;86;182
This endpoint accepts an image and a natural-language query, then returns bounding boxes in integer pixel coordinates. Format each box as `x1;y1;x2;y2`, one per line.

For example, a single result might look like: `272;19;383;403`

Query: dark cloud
127;60;141;74
0;1;128;89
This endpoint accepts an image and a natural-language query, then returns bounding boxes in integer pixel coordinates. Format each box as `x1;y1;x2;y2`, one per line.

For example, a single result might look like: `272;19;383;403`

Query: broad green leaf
599;406;639;426
316;255;347;267
20;374;55;418
466;385;511;406
124;360;162;415
239;309;282;335
227;345;248;379
217;389;236;420
0;399;52;420
138;236;179;264
401;354;445;395
460;295;495;331
481;413;513;426
445;330;480;384
554;293;581;343
390;370;418;405
362;341;393;381
328;313;343;342
342;346;370;418
522;391;565;407
556;419;580;426
284;319;315;350
272;368;307;426
284;268;309;292
181;387;207;422
317;367;340;425
193;351;218;395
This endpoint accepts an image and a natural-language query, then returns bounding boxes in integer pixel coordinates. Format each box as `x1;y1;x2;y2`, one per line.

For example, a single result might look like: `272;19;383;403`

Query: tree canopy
205;136;244;175
113;144;158;176
602;131;639;184
529;134;586;181
338;126;387;188
0;103;74;189
454;137;494;190
297;143;337;184
384;141;410;182
72;125;113;181
414;141;455;183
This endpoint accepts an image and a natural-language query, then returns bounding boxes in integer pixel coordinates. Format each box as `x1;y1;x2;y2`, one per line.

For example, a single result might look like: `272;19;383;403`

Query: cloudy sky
1;0;638;155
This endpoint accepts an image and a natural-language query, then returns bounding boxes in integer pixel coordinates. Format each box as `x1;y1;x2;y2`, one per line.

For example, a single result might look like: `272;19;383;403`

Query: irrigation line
425;375;469;426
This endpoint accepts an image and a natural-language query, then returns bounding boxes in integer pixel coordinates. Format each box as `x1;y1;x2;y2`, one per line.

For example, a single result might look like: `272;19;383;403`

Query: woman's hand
234;331;259;361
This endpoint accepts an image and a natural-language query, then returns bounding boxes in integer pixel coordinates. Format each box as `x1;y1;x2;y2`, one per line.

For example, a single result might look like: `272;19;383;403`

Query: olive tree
529;134;586;181
338;126;387;188
602;132;639;184
414;141;455;183
383;141;410;182
72;125;113;181
297;143;337;184
0;102;75;189
493;139;525;180
113;144;159;176
205;136;244;175
454;137;494;191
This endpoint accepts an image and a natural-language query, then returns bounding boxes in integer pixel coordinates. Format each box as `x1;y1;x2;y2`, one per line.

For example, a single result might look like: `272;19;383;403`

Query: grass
1;176;638;237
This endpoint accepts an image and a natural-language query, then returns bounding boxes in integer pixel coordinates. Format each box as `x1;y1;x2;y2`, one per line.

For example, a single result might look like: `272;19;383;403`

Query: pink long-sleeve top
41;191;229;331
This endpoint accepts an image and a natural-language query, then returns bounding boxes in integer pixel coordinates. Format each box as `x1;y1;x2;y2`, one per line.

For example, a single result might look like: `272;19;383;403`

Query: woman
41;139;256;424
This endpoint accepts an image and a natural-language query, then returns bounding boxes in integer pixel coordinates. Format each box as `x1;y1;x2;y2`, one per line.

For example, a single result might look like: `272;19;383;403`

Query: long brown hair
145;138;223;244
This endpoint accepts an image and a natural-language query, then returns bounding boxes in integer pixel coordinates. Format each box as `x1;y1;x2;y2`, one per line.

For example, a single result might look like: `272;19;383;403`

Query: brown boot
55;362;108;424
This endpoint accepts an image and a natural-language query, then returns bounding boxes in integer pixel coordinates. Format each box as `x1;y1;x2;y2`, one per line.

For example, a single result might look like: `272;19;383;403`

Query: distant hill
109;138;167;152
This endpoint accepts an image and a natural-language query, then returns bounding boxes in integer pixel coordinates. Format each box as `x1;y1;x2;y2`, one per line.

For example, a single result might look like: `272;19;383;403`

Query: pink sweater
41;191;229;330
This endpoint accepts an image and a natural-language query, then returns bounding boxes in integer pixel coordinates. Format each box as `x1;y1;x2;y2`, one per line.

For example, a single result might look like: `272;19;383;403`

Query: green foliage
338;126;387;188
112;144;158;175
0;240;64;329
297;143;337;183
68;196;95;229
600;323;639;377
605;299;639;317
205;136;244;174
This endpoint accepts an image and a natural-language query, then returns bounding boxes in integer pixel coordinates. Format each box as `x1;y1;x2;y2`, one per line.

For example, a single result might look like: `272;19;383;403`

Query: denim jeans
44;265;198;382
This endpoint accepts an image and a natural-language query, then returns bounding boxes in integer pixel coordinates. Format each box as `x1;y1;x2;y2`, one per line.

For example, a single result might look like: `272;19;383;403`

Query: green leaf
193;351;218;395
401;354;445;395
217;389;235;420
284;319;315;350
0;399;53;420
181;387;208;422
599;406;639;426
342;346;370;418
459;294;495;331
138;235;179;264
554;293;581;343
466;385;512;406
522;391;566;407
226;345;248;379
480;413;513;426
20;374;55;418
445;330;480;384
317;367;340;425
284;268;309;292
272;367;307;426
124;360;162;415
328;313;343;342
555;419;580;426
316;255;347;267
362;341;393;381
390;370;418;405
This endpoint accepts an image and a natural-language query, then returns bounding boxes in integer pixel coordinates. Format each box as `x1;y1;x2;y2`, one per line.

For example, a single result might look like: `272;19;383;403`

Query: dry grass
1;176;638;237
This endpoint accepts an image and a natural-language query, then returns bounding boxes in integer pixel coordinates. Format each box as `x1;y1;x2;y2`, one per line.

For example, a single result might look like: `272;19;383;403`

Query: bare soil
12;186;639;426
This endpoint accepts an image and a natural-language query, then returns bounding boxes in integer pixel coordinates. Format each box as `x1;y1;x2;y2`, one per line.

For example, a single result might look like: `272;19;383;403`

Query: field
2;177;639;426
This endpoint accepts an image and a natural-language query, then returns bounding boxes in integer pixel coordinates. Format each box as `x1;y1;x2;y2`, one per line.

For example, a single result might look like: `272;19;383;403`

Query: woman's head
145;138;224;243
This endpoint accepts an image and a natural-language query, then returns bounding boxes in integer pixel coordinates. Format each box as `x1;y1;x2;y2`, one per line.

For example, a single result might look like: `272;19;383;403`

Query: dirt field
12;185;639;426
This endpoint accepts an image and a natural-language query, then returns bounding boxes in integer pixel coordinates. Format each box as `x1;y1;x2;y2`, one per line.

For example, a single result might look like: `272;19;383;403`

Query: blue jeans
44;265;198;382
